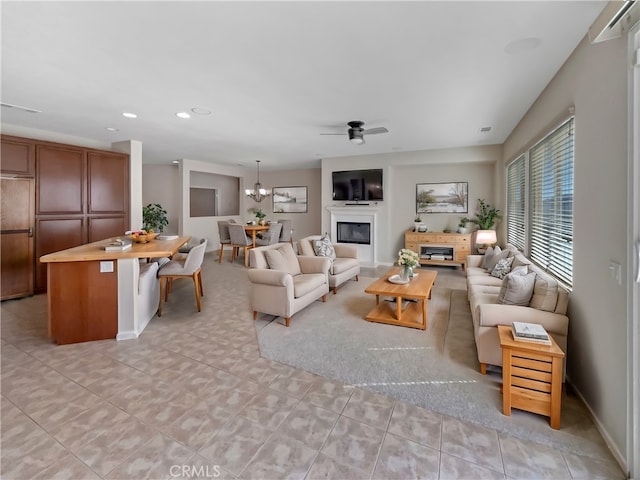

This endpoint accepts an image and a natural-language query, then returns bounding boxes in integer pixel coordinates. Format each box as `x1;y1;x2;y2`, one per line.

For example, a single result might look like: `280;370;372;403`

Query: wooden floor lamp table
497;325;565;429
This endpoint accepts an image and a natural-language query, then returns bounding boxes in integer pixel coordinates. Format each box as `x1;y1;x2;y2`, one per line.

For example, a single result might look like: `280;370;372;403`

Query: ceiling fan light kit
245;160;270;203
322;120;388;145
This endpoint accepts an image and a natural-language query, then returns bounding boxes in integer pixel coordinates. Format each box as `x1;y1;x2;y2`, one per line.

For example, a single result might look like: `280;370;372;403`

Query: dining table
244;224;270;247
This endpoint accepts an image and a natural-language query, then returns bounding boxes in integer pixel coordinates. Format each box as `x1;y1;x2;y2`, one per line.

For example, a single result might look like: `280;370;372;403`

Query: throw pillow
485;247;510;272
490;256;514;279
480;245;500;270
264;244;301;276
497;271;537;306
509;265;529;276
313;236;336;260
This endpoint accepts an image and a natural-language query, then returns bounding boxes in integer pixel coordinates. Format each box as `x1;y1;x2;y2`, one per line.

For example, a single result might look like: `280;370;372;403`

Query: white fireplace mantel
327;206;379;266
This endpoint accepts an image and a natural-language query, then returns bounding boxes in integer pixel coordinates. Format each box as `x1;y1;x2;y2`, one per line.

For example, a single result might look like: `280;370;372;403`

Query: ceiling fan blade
320;133;347;136
363;127;388;135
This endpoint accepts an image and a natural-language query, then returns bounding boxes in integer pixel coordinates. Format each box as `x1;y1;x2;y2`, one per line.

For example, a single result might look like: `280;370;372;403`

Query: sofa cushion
467;274;504;287
529;269;559;312
313;236;336;259
331;257;358;275
490;257;513;279
512;253;532;269
481;245;501;270
293;273;326;298
265;244;301;276
497;271;536;306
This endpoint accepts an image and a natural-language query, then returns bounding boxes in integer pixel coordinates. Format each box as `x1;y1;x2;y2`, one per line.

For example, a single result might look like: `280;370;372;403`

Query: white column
112;140;143;230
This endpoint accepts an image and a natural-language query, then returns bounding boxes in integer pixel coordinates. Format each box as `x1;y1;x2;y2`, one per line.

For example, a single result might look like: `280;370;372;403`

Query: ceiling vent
589;0;639;43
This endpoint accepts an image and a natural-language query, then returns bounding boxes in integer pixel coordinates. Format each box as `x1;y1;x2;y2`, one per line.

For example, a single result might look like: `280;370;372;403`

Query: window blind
506;154;526;251
529;117;574;286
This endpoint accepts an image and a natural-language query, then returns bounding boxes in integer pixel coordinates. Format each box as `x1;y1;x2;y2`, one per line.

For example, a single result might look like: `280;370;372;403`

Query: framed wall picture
416;182;468;213
272;186;308;213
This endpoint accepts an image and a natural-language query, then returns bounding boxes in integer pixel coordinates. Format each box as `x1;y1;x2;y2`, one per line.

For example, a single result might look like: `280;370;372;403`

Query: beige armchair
298;235;360;294
248;243;331;327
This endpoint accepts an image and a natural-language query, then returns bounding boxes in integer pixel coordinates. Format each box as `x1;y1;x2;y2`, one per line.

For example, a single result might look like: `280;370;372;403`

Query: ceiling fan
321;120;389;145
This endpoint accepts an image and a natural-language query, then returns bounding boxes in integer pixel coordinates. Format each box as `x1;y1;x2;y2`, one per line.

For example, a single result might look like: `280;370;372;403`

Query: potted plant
457;217;471;234
254;208;267;226
469;199;501;230
414;215;422;232
142;203;168;232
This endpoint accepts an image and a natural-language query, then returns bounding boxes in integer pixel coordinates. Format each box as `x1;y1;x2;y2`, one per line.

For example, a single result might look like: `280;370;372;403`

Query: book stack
511;321;552;345
104;239;132;252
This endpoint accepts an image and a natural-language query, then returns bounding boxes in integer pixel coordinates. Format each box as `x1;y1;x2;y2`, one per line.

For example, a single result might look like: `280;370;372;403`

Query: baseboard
567;374;629;476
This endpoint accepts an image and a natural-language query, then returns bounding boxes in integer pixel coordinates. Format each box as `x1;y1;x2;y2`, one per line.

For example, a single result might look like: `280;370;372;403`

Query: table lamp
475;230;497;253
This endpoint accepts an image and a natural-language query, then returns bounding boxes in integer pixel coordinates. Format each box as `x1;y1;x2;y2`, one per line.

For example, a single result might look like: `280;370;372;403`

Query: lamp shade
475;230;497;245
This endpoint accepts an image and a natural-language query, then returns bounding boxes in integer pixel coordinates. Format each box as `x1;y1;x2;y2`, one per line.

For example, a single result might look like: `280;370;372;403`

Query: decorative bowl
129;232;159;243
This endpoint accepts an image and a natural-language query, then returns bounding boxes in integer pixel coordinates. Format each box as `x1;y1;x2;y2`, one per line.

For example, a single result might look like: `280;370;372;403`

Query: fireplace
327;206;378;266
337;222;370;245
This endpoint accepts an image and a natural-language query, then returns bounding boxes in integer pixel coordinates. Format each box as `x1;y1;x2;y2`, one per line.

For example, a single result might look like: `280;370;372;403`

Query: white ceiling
1;1;607;170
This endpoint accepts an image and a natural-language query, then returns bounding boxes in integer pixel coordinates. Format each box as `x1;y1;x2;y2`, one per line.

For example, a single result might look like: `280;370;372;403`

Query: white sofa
466;247;570;376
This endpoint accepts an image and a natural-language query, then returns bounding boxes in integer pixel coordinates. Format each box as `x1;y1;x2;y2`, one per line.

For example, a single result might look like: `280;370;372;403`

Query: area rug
254;276;608;458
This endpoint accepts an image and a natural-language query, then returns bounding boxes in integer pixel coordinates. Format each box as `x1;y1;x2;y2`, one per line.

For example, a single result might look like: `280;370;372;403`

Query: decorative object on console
245;160;270;203
142;203;168;233
272;186;308;213
414;215;423;232
475;229;497;253
397;248;420;281
416;182;468;214
457;217;471;234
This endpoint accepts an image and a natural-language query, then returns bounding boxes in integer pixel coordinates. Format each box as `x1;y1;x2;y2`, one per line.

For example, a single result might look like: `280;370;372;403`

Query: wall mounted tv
332;169;383;201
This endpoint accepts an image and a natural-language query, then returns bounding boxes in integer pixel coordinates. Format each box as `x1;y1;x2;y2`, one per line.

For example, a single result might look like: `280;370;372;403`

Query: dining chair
157;239;207;316
255;223;283;246
228;223;254;267
217;221;232;263
278;219;293;245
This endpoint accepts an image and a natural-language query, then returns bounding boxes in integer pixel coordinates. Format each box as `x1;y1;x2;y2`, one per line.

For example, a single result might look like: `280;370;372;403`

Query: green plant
254;209;266;220
469;199;501;230
458;217;470;228
414;215;422;222
142;203;168;232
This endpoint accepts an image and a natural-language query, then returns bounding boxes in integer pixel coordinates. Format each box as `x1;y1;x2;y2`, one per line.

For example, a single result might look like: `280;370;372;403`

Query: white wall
322;146;500;264
502;33;630;466
141;165;181;233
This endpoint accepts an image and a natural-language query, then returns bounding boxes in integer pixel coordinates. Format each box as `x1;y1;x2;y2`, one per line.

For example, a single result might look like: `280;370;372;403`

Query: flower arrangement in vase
397;248;420;280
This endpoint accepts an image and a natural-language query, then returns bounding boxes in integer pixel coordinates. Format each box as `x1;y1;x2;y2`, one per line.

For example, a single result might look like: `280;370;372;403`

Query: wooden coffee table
364;267;437;330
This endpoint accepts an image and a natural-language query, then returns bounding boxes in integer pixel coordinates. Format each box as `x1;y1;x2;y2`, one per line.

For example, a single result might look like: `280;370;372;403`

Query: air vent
480;126;492;133
589;0;639;44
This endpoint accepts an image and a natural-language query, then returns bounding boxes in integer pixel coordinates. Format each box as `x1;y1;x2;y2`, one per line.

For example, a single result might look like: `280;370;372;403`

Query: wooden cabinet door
35;218;85;293
1;177;34;299
36;145;84;214
1;137;35;176
87;152;128;214
88;216;127;243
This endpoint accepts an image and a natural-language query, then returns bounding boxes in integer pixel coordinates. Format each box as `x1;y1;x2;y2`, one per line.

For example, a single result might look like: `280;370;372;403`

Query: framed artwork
416;182;468;213
272;186;308;213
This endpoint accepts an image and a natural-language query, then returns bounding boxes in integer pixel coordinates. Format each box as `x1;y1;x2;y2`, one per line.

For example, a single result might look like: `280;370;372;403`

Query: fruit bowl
129;232;159;243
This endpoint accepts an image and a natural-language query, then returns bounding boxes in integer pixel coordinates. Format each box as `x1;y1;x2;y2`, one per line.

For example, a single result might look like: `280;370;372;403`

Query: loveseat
248;242;331;327
466;246;570;375
298;235;360;294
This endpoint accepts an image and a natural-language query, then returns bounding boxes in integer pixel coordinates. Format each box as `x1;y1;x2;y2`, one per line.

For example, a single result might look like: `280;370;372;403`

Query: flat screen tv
332;169;383;201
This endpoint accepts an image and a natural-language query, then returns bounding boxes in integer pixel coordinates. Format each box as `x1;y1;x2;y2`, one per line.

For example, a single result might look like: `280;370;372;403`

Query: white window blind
506;154;526;251
529;117;574;286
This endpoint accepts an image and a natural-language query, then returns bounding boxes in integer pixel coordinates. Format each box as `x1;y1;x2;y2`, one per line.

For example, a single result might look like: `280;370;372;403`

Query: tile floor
0;256;626;479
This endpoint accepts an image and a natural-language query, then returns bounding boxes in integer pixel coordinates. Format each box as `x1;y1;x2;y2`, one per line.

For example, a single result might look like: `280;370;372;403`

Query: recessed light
176;112;191;119
106;127;119;132
191;107;211;115
122;112;137;118
172;160;180;164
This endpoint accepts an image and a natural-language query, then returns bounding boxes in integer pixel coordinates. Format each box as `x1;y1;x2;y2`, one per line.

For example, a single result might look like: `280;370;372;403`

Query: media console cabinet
404;230;471;270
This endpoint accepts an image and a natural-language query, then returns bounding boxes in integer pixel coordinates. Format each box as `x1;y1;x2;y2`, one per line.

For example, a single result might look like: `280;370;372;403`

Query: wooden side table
497;325;565;429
